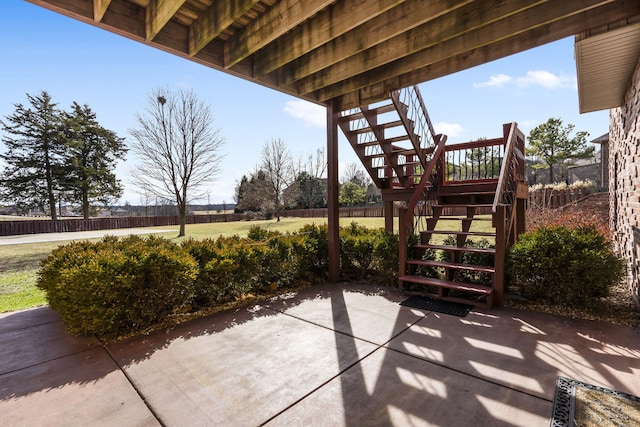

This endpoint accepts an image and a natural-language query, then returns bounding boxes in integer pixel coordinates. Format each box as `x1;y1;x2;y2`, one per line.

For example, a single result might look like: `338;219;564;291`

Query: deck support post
327;101;340;282
384;201;394;232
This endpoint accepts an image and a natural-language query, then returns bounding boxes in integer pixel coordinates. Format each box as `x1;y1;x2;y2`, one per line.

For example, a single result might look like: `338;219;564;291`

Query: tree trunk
82;190;89;220
48;194;57;221
548;162;554;183
178;204;186;237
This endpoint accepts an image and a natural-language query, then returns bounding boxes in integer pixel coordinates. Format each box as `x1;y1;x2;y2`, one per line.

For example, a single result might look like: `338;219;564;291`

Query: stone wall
609;56;640;307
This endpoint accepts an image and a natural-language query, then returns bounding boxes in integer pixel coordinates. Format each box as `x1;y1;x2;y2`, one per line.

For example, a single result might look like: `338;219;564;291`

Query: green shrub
340;222;398;282
247;225;281;241
37;235;198;339
291;223;329;276
439;236;494;286
183;233;301;307
36;223;402;340
507;226;625;307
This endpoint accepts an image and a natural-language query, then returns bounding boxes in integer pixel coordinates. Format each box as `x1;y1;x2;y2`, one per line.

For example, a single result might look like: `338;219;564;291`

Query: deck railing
441;138;505;185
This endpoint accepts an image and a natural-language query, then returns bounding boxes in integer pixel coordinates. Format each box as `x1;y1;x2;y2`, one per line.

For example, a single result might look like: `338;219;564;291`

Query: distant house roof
591;133;609;144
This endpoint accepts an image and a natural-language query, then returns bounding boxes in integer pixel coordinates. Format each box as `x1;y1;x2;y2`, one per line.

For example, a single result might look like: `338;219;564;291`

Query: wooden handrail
404;134;447;222
443;138;503;152
492;123;517;213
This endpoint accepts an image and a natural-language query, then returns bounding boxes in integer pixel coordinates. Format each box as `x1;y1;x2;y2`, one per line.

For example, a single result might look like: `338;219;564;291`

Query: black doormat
551;376;640;426
400;296;472;317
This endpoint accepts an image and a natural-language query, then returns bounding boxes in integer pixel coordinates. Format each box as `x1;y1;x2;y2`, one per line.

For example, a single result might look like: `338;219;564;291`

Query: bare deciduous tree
130;88;225;237
341;162;371;187
294;147;326;178
261;138;292;221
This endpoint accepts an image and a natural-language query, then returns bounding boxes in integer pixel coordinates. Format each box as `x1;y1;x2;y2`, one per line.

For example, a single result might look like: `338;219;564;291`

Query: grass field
0;216;493;313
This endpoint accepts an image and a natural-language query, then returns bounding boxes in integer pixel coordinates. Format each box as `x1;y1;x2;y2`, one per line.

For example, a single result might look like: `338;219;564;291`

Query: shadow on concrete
1;284;639;425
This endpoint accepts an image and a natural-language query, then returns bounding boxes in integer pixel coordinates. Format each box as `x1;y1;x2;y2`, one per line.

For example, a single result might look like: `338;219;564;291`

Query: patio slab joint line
260;303;432;425
385;344;554;403
268;302;431;347
0;317;63;336
0;346;98;378
103;344;166;427
258;345;384;426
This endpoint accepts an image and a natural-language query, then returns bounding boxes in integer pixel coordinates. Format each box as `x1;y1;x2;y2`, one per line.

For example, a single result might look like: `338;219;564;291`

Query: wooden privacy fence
528;188;592;210
0;206;400;237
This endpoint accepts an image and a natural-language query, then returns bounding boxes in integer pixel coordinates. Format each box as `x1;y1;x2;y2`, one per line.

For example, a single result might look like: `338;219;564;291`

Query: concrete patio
1;283;639;426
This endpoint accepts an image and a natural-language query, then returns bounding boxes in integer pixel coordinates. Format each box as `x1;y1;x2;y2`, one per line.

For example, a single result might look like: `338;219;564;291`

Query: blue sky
1;1;608;205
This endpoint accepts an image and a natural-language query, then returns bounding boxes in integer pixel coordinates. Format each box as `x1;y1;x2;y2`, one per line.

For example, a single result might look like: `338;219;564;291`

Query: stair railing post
493;204;506;306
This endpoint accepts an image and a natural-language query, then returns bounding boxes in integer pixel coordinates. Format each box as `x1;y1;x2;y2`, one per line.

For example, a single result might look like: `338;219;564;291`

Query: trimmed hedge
506;226;625;307
36;224;398;339
37;236;198;339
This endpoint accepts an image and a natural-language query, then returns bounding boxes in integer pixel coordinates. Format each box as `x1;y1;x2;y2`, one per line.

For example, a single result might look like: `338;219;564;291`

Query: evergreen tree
234;170;272;213
528;117;593;183
0;91;65;218
62;102;127;219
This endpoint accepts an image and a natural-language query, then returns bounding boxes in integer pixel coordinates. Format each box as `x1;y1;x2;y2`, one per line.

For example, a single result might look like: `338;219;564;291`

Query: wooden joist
27;0;640;108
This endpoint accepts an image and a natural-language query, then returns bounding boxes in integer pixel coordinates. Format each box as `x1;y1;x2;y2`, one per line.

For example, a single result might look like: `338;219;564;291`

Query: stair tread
430;216;493;221
379;119;404;129
433;204;493;208
340;103;395;121
384;135;411;143
407;259;495;273
440;191;496;196
421;230;495;237
415;244;495;254
399;275;494;294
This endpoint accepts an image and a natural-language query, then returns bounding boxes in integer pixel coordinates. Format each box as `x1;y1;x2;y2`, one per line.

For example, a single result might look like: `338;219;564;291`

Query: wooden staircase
339;90;528;309
401;183;499;308
338;86;438;201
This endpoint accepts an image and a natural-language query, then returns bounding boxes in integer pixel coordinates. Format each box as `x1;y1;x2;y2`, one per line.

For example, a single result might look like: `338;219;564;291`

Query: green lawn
0;216;493;313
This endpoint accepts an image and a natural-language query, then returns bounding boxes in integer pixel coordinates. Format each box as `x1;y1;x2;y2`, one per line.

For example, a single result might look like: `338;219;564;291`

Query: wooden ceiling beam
28;0;94;21
299;0;555;92
329;0;640;107
279;0;472;85
189;0;261;56
253;0;404;76
93;0;111;21
223;0;336;69
146;0;187;41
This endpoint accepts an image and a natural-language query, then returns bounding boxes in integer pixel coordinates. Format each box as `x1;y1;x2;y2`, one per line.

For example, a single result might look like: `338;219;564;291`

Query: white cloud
474;70;576;90
283;100;326;127
434;122;464;137
516;70;576;90
473;73;512;88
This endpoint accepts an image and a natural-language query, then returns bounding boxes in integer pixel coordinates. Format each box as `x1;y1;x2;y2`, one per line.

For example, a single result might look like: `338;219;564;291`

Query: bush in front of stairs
439;236;495;286
506;225;625;307
37;235;198;339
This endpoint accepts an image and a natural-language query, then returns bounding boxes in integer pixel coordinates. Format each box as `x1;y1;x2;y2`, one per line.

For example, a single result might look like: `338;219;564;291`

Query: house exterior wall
609;57;640;307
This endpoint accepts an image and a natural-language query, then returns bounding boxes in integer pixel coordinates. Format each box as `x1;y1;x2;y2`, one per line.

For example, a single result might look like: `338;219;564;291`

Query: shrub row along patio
36;223;398;340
